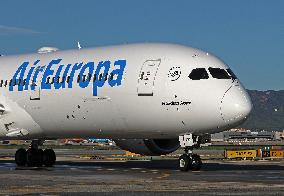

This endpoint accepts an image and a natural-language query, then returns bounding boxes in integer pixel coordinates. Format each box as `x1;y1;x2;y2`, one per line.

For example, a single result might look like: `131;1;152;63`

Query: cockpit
188;67;238;80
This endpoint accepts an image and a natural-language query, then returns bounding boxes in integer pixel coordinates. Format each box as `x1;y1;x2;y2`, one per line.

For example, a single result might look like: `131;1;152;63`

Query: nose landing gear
15;140;56;167
178;134;210;172
179;152;202;172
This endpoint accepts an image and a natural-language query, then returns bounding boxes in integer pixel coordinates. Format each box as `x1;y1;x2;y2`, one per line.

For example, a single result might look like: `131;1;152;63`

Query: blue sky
0;0;283;90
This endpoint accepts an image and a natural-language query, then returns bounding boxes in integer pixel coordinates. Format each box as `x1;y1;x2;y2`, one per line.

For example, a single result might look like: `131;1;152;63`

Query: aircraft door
30;66;46;100
137;59;161;96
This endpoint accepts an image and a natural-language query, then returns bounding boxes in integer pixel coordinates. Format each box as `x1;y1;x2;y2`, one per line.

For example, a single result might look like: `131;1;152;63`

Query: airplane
0;43;252;171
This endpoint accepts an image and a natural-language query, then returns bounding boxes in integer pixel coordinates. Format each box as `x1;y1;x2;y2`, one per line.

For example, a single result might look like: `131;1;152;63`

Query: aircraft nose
220;84;253;126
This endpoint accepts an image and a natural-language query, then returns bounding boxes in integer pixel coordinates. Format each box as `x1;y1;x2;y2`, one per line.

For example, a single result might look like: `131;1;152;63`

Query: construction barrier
225;150;257;159
262;149;284;158
225;149;284;159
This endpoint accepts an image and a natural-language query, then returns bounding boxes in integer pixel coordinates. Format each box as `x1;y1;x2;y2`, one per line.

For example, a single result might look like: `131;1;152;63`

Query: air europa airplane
0;43;252;171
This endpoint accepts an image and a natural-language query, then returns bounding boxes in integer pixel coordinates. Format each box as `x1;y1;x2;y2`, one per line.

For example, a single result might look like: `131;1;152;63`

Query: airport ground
0;145;284;195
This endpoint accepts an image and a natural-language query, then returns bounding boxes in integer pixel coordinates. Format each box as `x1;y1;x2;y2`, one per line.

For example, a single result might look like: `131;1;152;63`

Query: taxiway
0;148;283;195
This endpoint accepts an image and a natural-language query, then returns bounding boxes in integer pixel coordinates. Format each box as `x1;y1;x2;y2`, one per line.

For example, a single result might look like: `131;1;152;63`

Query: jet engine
114;139;180;156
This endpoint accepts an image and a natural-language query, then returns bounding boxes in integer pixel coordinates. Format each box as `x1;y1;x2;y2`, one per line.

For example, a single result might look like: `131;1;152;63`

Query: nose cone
220;85;253;127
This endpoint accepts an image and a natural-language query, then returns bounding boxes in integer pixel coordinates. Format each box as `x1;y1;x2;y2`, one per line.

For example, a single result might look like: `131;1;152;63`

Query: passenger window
93;74;97;82
61;76;66;83
99;73;103;81
188;68;209;80
109;73;114;81
46;77;50;84
56;77;60;83
66;76;70;83
88;74;92;81
208;67;231;79
227;69;237;80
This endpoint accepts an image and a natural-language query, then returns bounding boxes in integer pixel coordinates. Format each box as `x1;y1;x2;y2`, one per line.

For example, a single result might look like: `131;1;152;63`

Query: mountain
239;90;284;131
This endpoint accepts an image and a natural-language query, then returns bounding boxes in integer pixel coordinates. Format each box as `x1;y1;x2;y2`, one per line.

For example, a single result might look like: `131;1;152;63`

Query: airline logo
9;59;126;96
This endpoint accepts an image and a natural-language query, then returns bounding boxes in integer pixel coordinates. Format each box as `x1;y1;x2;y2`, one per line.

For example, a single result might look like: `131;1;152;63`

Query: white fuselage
0;43;252;140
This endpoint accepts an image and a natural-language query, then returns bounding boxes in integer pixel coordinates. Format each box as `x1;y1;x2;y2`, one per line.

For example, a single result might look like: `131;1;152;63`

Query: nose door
137;59;161;96
220;84;252;126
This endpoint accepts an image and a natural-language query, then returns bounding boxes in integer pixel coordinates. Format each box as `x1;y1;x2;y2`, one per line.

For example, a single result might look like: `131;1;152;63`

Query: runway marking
172;170;180;172
150;170;159;172
266;171;281;174
267;176;284;179
156;172;170;179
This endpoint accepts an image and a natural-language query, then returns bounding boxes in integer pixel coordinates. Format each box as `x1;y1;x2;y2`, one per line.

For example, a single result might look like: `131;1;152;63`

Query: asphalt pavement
0;148;283;195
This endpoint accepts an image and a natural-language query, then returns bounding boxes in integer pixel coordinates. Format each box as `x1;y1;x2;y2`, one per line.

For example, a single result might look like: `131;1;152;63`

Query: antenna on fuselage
77;41;82;50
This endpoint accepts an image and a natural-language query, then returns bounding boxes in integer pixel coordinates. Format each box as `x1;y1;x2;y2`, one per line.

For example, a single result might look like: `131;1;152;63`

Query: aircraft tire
43;149;56;167
15;148;27;166
36;149;44;167
27;148;41;167
191;154;202;171
179;154;191;172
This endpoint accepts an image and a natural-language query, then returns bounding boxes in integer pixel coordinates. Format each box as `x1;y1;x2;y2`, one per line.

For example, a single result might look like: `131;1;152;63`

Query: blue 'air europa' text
9;59;126;96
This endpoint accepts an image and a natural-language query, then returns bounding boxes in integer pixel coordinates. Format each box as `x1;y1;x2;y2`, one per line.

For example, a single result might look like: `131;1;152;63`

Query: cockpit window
226;69;237;80
188;68;209;80
208;67;231;79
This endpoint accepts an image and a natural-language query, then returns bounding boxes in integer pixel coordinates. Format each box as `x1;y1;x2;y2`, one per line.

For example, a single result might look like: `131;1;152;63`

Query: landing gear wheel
15;148;27;166
179;154;191;172
26;148;43;167
27;148;43;167
191;154;202;171
36;149;44;167
43;149;56;167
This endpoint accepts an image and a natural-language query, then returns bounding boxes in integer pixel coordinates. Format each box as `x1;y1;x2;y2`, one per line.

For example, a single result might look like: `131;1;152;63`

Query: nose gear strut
178;134;210;171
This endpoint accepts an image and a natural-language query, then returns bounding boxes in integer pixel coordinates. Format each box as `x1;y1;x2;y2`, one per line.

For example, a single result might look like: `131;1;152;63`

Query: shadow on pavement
0;159;284;171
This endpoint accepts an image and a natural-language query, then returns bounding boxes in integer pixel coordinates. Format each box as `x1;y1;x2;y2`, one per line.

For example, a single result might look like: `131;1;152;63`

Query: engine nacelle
114;139;180;156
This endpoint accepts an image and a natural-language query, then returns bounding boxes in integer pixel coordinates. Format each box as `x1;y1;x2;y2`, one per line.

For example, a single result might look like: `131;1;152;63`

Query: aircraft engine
114;139;180;156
